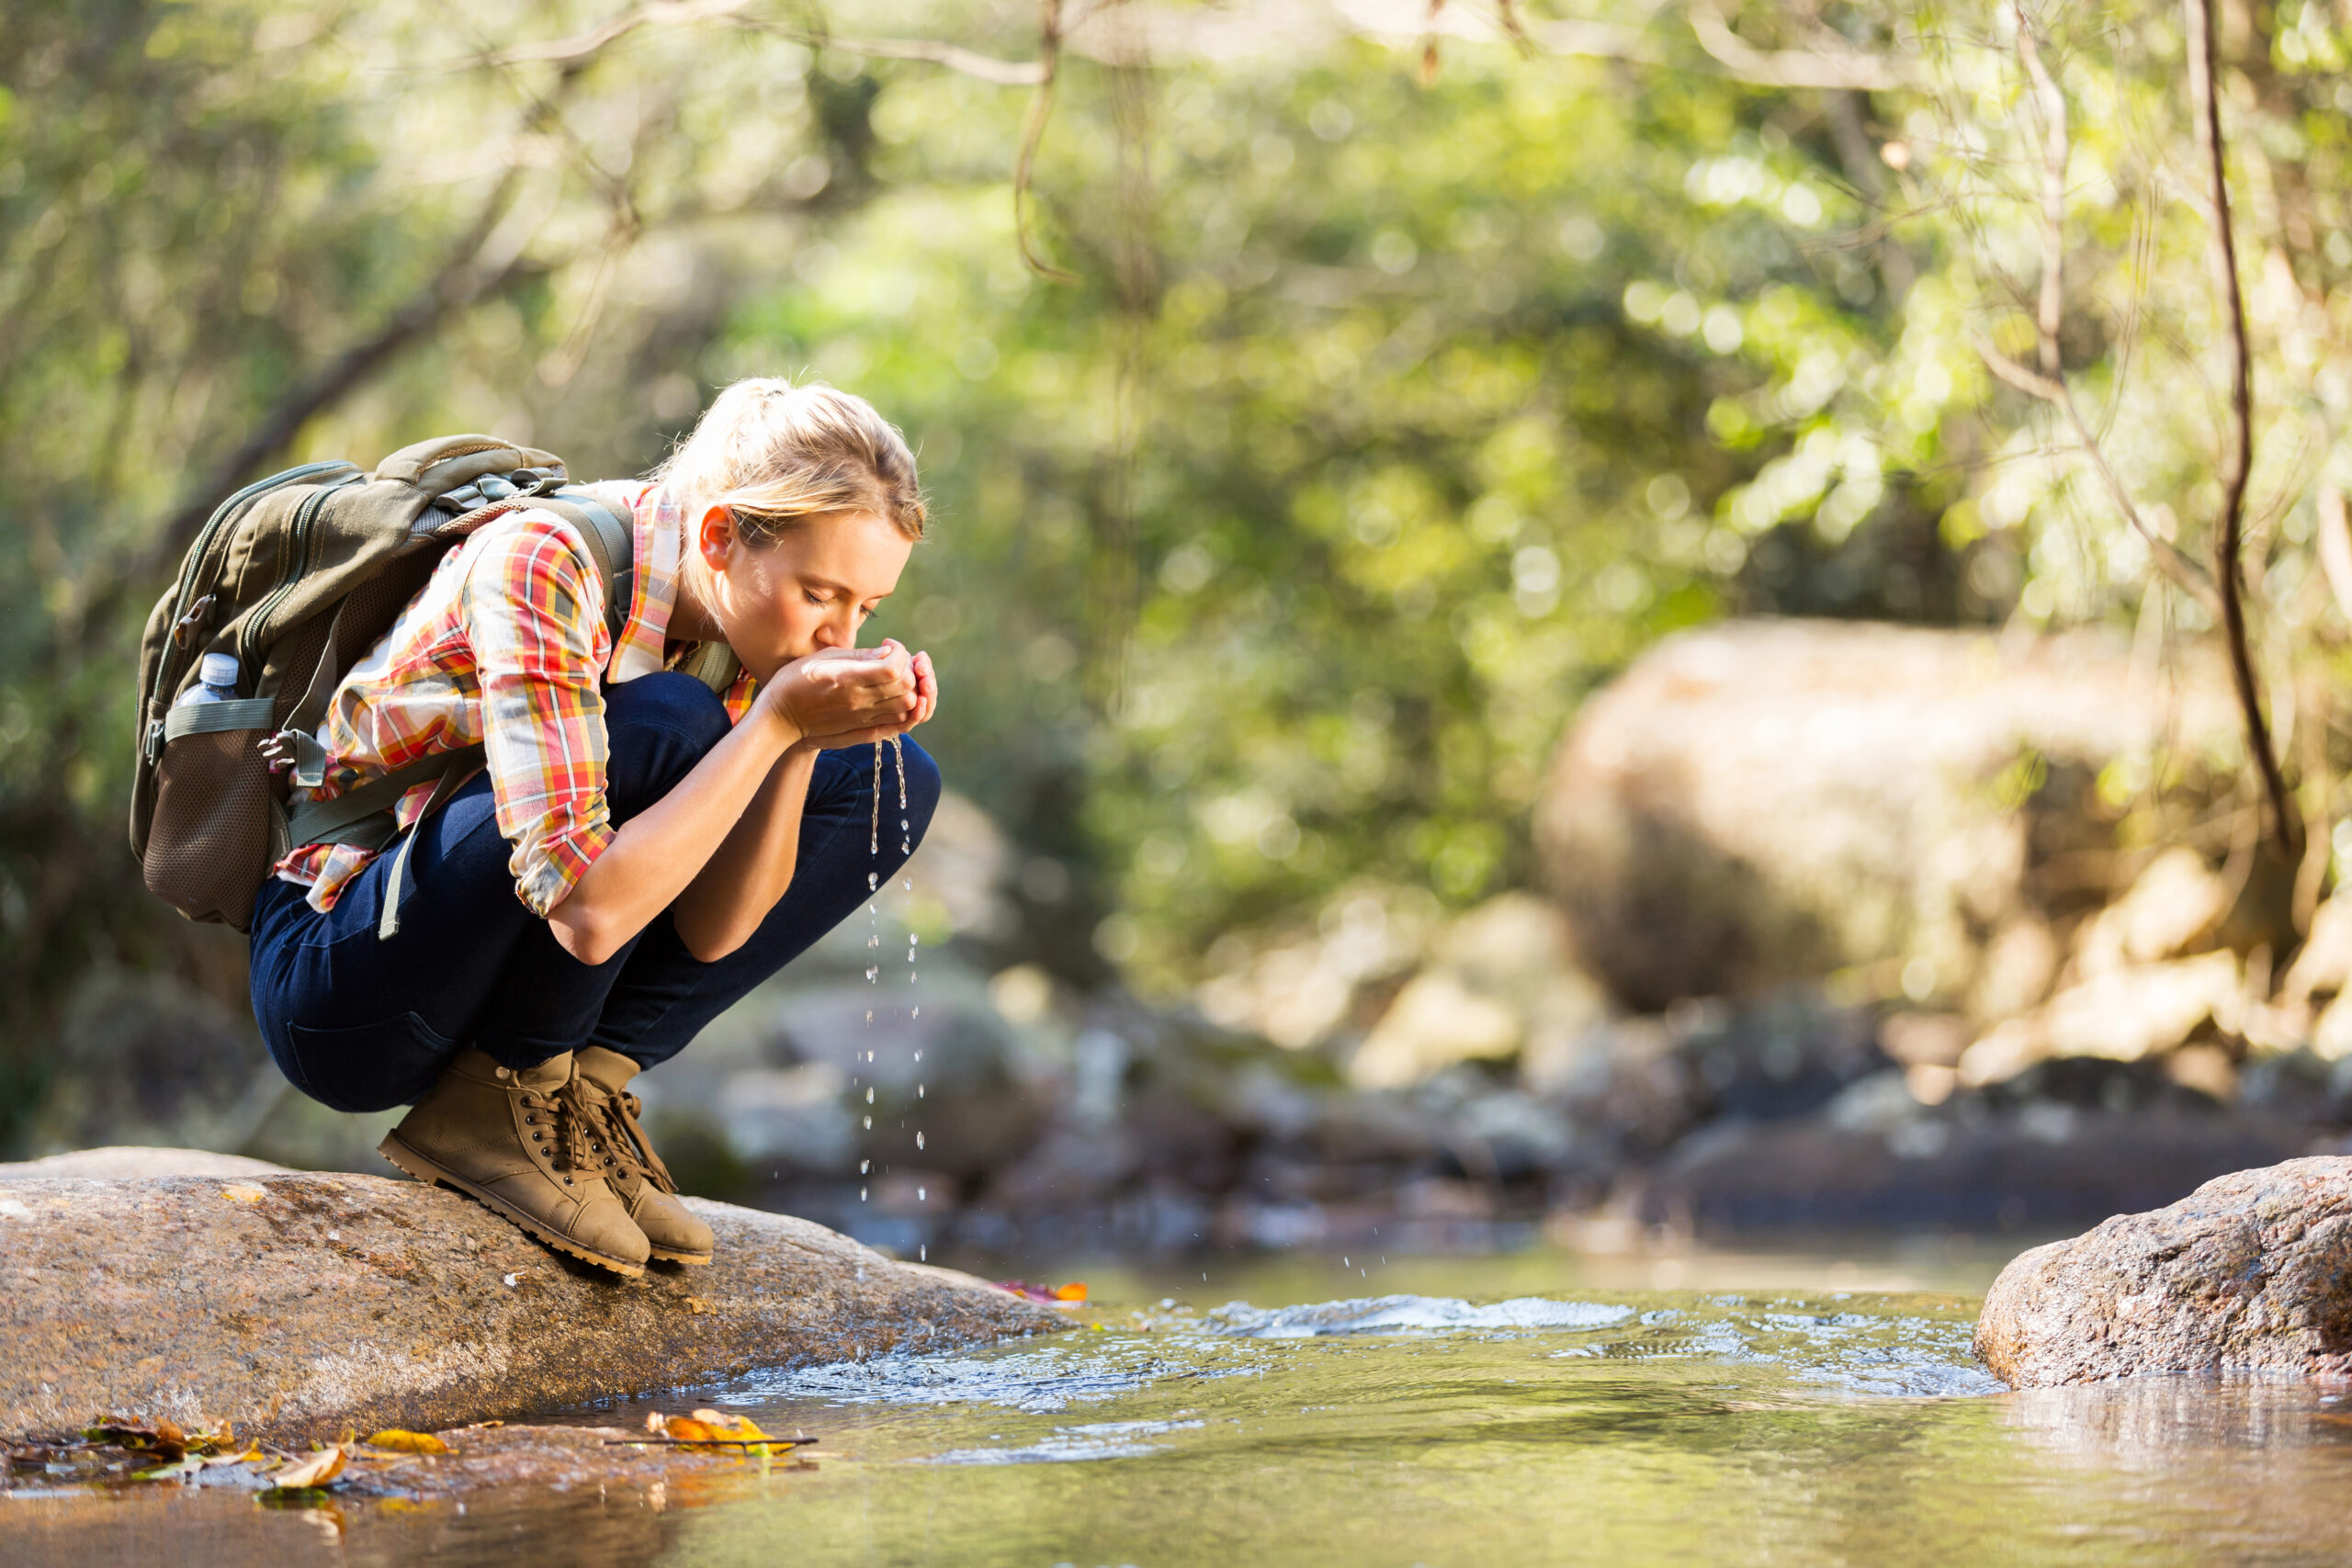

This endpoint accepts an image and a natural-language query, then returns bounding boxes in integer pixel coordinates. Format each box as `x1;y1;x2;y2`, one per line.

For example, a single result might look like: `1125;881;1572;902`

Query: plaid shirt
274;481;755;917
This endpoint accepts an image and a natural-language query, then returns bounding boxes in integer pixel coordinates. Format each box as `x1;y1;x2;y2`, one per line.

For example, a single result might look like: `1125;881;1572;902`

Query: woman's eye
803;591;830;608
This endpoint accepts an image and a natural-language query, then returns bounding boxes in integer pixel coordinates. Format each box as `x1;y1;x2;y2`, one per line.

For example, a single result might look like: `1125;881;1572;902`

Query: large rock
0;1164;1063;1442
1536;619;2240;1012
1974;1157;2352;1386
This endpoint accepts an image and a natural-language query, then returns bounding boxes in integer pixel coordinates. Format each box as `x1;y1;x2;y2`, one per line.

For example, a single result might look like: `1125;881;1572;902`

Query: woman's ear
697;504;736;570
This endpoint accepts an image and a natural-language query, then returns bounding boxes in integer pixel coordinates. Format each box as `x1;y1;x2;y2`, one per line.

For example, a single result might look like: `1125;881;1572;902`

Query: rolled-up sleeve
460;518;615;917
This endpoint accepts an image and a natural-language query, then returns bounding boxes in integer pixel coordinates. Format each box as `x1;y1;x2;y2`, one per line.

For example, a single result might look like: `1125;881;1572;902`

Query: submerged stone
0;1157;1066;1443
1975;1156;2352;1387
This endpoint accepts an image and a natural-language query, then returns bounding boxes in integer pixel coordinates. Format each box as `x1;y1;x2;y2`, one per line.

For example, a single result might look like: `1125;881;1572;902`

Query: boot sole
379;1133;648;1279
647;1246;713;1267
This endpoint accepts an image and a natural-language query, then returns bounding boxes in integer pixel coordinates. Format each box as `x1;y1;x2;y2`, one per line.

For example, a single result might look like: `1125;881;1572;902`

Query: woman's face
694;504;914;680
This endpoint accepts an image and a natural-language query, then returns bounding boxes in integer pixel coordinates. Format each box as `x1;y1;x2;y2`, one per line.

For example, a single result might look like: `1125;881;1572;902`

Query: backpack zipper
149;460;355;733
240;473;362;673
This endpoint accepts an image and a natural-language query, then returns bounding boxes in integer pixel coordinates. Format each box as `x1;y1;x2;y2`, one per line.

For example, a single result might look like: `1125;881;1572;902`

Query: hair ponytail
650;377;926;543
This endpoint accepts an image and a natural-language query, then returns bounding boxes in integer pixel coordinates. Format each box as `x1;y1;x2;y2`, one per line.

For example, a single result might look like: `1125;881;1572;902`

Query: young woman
246;378;940;1276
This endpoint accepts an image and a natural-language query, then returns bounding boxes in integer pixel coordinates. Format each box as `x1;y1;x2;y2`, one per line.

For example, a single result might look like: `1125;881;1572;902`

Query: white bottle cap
198;652;240;688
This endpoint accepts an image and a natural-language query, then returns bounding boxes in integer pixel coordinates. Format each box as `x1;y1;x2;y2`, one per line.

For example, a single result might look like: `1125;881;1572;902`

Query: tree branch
1014;0;1079;284
473;0;1050;86
1970;6;2228;631
1685;4;1911;91
2186;0;2300;858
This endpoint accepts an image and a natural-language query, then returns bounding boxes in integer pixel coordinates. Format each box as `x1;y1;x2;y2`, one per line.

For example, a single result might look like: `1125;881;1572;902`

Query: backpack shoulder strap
533;487;635;642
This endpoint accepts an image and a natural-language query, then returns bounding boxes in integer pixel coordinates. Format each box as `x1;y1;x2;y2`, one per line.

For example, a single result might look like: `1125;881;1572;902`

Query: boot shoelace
593;1089;680;1194
519;1081;613;1179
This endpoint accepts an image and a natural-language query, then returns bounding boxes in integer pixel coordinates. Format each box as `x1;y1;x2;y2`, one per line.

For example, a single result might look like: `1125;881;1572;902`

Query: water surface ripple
14;1261;2352;1566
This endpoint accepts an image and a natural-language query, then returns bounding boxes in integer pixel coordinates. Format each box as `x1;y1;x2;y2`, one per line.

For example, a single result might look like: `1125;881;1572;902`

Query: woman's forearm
545;710;797;965
669;741;821;961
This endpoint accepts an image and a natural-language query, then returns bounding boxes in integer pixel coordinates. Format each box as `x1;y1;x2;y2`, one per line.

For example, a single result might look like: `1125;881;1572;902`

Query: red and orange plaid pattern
275;482;756;917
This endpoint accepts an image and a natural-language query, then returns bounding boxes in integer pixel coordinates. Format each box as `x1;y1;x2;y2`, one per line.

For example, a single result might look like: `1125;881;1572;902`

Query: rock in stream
1974;1156;2352;1386
0;1151;1065;1442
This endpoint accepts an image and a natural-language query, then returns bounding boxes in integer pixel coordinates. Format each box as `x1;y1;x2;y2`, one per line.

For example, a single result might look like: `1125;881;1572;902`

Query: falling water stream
859;739;923;1260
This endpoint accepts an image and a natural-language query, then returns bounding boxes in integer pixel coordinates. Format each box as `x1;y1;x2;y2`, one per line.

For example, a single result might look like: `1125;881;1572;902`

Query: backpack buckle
170;594;217;649
258;728;329;789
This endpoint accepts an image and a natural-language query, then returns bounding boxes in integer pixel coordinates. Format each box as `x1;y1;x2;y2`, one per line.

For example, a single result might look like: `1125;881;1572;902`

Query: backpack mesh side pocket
141;721;278;929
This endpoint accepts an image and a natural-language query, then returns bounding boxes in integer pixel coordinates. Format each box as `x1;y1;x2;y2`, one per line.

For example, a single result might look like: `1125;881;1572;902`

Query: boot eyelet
563;1177;574;1186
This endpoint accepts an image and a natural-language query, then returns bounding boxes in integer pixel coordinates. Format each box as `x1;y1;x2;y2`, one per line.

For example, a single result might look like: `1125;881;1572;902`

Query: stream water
13;1244;2352;1565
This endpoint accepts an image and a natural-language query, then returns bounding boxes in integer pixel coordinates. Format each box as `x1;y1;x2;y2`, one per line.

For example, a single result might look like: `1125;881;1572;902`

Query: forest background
4;0;2350;1157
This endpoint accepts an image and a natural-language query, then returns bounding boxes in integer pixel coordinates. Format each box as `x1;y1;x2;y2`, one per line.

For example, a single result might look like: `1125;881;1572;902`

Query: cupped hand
760;639;937;749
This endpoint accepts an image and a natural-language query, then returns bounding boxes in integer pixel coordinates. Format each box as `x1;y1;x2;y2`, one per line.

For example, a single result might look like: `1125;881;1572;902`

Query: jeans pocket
281;1010;457;1114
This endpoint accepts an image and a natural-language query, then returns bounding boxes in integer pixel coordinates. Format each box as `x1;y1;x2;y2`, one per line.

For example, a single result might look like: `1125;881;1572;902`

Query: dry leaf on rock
363;1429;449;1455
83;1418;187;1461
996;1280;1090;1306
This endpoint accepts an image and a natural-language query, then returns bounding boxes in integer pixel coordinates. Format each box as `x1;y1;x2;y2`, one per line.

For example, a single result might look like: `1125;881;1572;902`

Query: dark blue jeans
249;671;939;1113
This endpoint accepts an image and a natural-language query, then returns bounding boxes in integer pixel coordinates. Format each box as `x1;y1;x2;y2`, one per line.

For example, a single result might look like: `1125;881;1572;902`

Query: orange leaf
364;1429;449;1455
1053;1282;1089;1303
662;1416;723;1443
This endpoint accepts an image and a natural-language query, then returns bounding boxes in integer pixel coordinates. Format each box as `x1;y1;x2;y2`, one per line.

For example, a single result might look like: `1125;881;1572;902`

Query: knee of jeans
899;737;943;844
604;671;732;811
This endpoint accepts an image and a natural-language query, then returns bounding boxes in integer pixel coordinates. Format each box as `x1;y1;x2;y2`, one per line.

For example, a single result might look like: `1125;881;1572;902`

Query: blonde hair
650;376;925;543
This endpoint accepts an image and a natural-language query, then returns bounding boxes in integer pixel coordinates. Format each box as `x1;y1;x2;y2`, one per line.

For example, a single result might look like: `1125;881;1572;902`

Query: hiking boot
574;1046;715;1267
379;1049;650;1277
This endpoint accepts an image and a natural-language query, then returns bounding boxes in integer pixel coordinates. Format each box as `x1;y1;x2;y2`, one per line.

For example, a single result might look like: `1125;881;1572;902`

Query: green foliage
9;0;2352;1143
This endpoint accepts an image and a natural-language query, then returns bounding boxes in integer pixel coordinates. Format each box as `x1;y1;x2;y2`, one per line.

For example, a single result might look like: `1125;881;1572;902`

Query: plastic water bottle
175;652;240;706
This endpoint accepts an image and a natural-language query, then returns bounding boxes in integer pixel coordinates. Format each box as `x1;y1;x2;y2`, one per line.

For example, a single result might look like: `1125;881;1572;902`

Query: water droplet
863;1114;872;1130
917;1186;926;1201
865;1087;875;1104
919;1245;927;1263
918;1084;925;1099
916;1131;926;1150
909;933;919;947
860;1186;867;1201
867;873;878;892
911;1010;921;1021
865;967;878;982
865;1010;873;1024
861;1159;871;1174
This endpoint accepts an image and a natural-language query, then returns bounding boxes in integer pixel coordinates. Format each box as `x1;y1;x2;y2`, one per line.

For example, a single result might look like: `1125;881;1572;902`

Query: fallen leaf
221;1184;267;1204
83;1421;187;1462
684;1296;711;1315
995;1280;1059;1303
1053;1282;1089;1303
661;1416;723;1443
268;1446;348;1490
363;1430;449;1455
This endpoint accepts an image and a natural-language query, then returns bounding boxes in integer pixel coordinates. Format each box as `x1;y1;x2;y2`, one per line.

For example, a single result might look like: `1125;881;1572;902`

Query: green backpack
130;434;649;931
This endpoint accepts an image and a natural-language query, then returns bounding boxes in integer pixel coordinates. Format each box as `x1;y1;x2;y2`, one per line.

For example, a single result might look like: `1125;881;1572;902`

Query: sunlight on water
16;1252;2352;1566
